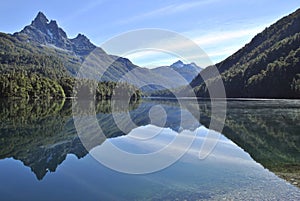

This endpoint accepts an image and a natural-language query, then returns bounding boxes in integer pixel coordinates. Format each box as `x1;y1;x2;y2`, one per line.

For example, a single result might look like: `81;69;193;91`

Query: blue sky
0;0;299;68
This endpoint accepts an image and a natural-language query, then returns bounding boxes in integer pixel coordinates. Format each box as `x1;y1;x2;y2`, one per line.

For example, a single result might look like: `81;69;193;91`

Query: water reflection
0;99;76;180
193;99;300;187
0;98;299;194
0;99;201;179
0;99;141;180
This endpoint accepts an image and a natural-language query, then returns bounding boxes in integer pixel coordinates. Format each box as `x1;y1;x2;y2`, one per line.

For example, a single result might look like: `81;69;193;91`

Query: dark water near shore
0;98;299;200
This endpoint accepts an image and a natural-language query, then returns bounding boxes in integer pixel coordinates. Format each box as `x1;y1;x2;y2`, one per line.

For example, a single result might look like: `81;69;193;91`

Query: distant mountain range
152;60;202;83
1;9;299;98
190;8;300;98
0;12;202;96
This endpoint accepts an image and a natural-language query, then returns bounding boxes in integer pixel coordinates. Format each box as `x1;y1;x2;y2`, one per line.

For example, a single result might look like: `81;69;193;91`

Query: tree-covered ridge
0;32;72;98
190;8;300;98
0;32;78;77
0;32;141;100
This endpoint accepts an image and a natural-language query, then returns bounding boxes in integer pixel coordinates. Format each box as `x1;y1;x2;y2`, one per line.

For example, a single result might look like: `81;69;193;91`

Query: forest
190;8;300;98
0;32;141;100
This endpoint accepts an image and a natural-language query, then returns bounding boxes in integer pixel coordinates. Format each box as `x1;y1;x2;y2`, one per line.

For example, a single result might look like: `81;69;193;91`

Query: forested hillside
190;8;300;98
0;32;141;99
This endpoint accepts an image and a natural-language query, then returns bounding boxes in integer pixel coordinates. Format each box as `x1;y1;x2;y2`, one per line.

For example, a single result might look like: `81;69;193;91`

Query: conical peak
32;11;49;26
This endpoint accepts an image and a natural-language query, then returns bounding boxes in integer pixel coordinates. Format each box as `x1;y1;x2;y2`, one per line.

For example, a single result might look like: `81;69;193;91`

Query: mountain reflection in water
0;98;299;200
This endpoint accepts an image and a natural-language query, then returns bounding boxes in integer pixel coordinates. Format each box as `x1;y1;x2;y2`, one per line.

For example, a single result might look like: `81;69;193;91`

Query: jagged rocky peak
28;11;50;35
31;11;49;27
15;11;99;56
31;12;61;35
72;33;91;44
16;11;70;49
71;33;97;55
171;60;184;68
48;20;58;29
74;33;87;40
48;20;68;40
170;60;202;71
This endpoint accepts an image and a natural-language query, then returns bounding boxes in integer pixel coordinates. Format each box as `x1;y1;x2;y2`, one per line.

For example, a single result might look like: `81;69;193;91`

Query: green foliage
191;8;300;98
0;32;142;100
0;72;65;99
74;79;142;101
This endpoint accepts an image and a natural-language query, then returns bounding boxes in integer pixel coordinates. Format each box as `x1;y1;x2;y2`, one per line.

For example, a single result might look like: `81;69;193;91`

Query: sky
0;0;299;68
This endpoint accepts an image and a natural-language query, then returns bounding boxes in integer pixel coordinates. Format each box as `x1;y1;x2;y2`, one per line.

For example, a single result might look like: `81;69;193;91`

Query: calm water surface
0;99;299;200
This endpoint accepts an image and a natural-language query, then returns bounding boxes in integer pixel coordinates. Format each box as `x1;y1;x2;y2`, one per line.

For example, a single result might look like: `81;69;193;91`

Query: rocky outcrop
14;12;96;56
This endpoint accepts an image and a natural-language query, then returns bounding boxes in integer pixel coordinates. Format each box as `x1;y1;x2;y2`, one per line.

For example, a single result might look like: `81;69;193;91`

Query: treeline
0;32;141;100
0;72;65;99
0;72;141;100
72;78;142;101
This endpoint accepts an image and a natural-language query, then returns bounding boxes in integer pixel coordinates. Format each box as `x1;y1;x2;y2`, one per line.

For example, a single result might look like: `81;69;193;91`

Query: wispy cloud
118;0;219;24
190;25;267;63
124;25;266;67
188;26;265;46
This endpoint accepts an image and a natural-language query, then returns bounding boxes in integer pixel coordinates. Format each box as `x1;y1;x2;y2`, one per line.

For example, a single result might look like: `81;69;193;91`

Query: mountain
190;8;300;98
152;60;202;83
0;12;201;95
14;12;97;56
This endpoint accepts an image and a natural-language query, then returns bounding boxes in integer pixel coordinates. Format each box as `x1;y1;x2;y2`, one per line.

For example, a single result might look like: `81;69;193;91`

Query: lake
0;98;299;200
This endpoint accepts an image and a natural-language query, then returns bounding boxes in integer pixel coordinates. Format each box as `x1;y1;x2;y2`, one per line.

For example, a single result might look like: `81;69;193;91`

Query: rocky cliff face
71;33;97;55
14;12;96;56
